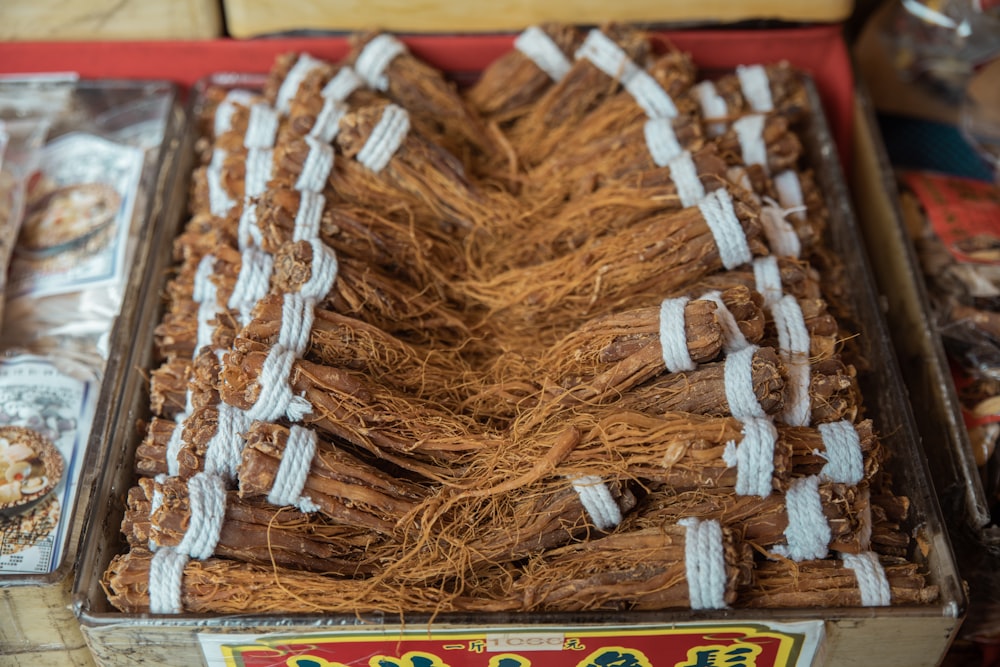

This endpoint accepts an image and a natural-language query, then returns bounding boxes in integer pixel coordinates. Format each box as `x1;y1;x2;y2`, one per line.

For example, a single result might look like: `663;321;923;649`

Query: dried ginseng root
465;23;583;126
629;482;873;556
507;23;654;167
122;476;384;575
688;63;811;134
460;187;767;346
714;113;803;178
344;32;501;164
739;555;939;607
495;521;753;612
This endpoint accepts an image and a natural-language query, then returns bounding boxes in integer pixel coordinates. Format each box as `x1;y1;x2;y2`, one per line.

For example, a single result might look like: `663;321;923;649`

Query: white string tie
760;199;802;258
214;89;256;138
626;70;678;119
244;148;274;198
279;291;315;356
268;424;320;512
515;26;572;82
698;188;752;270
842;551;892;607
722;416;777;497
244;103;278;149
569;475;622;531
668;151;705;208
726;166;761;206
310;97;348;143
148;473;168;551
166;416;185;478
679;518;729;610
772;475;831;561
724;345;767;420
575;30;676;118
752;256;784;309
774;170;807;222
293;135;334;193
237;199;263;250
692;81;729;137
355;34;407;91
276;53;326;114
733;114;769;174
323;66;365;102
699;290;750;352
247;346;313;423
736;64;775;112
203;404;252;482
293;190;325;242
298;238;339;301
148;547;188;614
227;248;274;326
772;294;812;427
176;472;227;560
644;117;683;167
207;149;235;217
356;103;410;174
192;254;217;305
659;296;695;373
817;420;865;485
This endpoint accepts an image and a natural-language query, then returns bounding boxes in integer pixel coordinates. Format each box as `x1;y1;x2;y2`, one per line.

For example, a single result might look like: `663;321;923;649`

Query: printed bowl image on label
0;425;64;517
17;182;121;260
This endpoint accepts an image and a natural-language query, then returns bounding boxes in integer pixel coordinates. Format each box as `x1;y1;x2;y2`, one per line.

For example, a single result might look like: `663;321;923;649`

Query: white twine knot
699;290;750;352
644;117;683;167
244;103;278;149
771;475;831;561
227;247;274;327
679;517;729;610
203;404;252;482
278;291;315;357
760;198;803;259
268;424;321;512
323;66;365;103
295;135;335;192
736;64;775;113
246;346;313;423
569;475;622;531
698;188;752;270
722;416;777;497
724;345;767;420
817;420;865;485
842;551;892;607
515;26;572;82
165;415;186;478
355;34;407;91
176;472;228;560
659;296;695;373
293;190;325;242
276;53;326;115
356;103;410;174
771;294;812;427
752;256;784;309
668;151;705;208
692;81;729;137
296;238;339;301
310;97;348;143
149;547;188;614
774;170;807;222
733;114;769;174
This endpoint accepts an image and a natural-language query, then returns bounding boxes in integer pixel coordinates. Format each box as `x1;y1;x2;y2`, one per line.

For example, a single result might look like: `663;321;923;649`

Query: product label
8;132;143;298
902;171;1000;266
199;621;824;667
0;355;96;574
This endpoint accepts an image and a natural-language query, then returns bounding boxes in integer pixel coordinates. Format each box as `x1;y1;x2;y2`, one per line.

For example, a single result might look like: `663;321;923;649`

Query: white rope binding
310;98;348;143
279;291;315;357
244;148;274;199
148;547;188;614
659;296;695;373
176;472;228;560
644;117;683;167
246;346;313;423
570;475;622;531
214;89;257;138
268;425;321;512
699;290;750;352
148;473;168;551
842;551;892;607
774;169;806;221
698;188;752;270
295;135;335;192
227;247;274;327
203;403;252;481
752;256;784;309
165;416;185;478
298;238;340;302
355;104;410;174
771;475;832;561
722;416;778;498
207;149;235;217
276;53;326;115
293;190;325;242
771;294;812;427
760;200;802;258
355;33;407;91
724;345;767;420
733;114;769;174
237;200;263;250
736;64;775;113
692;81;729;137
574;29;676;119
193;255;220;352
679;518;729;610
514;26;572;82
243;103;279;149
668;151;706;208
817;420;865;485
323;66;365;102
